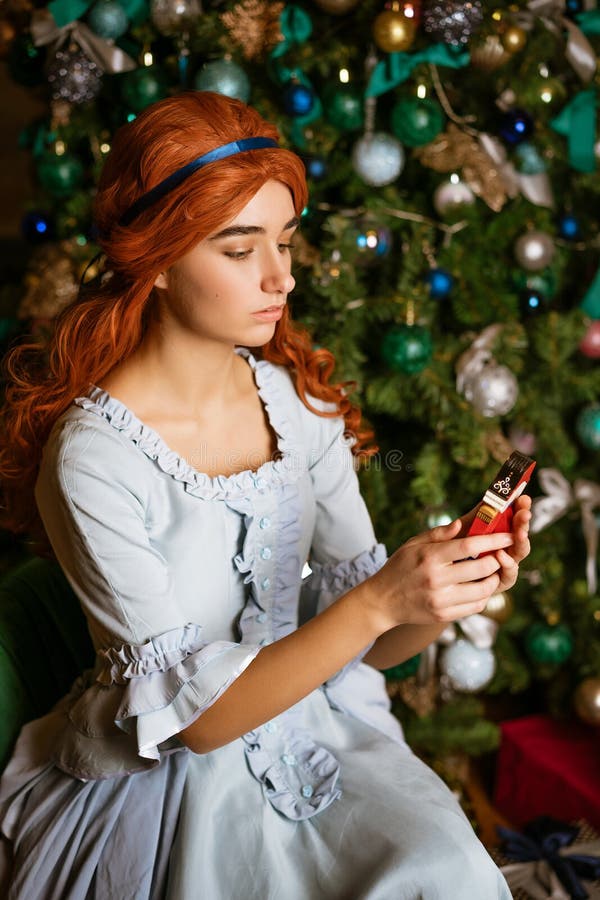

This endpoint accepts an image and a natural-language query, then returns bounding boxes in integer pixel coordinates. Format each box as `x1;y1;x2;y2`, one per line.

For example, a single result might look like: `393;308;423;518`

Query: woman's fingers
427;573;501;621
439;531;514;564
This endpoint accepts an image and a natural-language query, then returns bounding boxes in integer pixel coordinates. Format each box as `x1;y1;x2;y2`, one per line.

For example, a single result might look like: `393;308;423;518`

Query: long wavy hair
0;91;377;542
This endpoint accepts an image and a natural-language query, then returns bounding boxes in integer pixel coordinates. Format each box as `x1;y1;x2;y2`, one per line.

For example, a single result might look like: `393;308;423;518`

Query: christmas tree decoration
283;82;316;117
464;361;519;418
513;270;557;300
525;622;574;664
381;324;433;374
558;213;580;240
579;320;600;359
352;133;405;187
508;425;537;456
18;240;82;321
422;0;483;46
352;219;393;265
514;142;547;175
426;508;457;528
302;155;328;180
500;25;527;54
439;639;495;693
194;58;251;103
21;210;53;243
88;1;129;40
121;67;168;112
482;591;514;625
323;83;363;131
47;45;103;104
390;97;444;147
425;267;453;299
499;108;534;146
383;654;421;681
150;0;201;35
37;150;84;197
573;677;600;726
469;35;510;72
514;230;555;271
220;1;284;61
519;287;547;316
576;404;600;450
373;4;416;54
432;176;475;216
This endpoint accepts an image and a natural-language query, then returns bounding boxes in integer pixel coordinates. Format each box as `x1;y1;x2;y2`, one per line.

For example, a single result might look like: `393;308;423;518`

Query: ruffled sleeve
34;418;262;778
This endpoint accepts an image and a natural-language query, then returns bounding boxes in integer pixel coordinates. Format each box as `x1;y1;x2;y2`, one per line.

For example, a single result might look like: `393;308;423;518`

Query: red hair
0;91;377;542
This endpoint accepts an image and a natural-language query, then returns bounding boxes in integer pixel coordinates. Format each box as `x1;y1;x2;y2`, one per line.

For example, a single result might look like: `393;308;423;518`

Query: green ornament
37;152;84;196
323;83;364;131
575;404;600;450
390;97;444;147
381;324;433;374
88;0;129;40
194;59;250;103
525;622;573;664
513;270;557;299
383;654;421;681
121;67;168;112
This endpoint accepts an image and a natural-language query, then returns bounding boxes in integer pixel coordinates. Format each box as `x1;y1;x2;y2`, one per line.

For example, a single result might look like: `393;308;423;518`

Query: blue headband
118;136;279;227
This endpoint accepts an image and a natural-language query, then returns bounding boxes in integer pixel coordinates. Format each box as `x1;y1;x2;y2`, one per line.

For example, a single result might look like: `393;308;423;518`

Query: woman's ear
154;271;168;290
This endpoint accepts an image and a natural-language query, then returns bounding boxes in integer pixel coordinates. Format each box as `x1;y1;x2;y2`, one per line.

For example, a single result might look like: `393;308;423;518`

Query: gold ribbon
501;839;600;900
478;133;555;209
31;8;136;74
531;467;600;595
515;0;596;84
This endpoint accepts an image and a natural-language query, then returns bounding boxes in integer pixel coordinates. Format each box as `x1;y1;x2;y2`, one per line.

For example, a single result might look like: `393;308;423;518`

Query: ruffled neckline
73;346;304;501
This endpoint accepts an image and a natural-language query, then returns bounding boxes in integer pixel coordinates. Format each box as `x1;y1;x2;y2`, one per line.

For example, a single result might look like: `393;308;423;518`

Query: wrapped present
494;715;600;831
492;817;600;900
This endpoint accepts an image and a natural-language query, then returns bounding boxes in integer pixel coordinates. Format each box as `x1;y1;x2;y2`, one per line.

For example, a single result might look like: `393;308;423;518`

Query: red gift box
494;714;600;831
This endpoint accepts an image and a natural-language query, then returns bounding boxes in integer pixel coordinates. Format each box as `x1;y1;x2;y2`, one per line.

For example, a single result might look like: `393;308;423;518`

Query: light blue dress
0;346;512;899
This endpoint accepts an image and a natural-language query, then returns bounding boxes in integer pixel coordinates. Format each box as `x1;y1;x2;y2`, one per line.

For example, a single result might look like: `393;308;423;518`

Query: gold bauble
501;25;527;53
313;0;360;12
470;35;511;72
373;10;416;54
482;591;513;624
574;678;600;726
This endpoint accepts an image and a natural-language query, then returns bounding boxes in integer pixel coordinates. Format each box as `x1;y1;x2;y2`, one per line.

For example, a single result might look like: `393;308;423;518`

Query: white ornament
352;132;405;187
150;0;201;34
514;230;555;271
439;638;496;692
433;177;475;216
464;361;519;417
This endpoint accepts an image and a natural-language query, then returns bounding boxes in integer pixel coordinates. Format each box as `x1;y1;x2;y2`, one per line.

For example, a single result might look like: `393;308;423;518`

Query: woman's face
153;179;299;348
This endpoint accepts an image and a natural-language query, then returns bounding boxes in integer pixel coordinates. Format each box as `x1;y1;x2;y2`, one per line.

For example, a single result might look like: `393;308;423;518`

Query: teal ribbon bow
576;9;600;36
551;88;598;173
581;264;600;320
366;45;470;98
48;0;148;30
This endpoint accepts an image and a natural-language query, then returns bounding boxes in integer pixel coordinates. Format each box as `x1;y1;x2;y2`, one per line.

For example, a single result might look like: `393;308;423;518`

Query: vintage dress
0;346;512;899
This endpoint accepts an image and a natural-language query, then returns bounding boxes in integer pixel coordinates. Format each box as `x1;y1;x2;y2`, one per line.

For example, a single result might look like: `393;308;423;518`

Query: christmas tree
2;0;600;770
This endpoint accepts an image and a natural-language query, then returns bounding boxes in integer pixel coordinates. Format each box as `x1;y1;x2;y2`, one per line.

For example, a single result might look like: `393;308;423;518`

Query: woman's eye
224;250;252;260
278;243;295;253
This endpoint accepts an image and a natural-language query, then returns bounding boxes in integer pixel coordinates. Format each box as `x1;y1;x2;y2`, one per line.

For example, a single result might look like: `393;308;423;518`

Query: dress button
301;785;314;799
264;721;277;733
260;578;270;591
281;753;297;766
256;612;267;623
260;547;272;560
259;516;271;529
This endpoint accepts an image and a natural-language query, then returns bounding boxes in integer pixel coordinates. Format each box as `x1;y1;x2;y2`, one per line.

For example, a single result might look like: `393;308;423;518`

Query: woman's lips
251;306;284;321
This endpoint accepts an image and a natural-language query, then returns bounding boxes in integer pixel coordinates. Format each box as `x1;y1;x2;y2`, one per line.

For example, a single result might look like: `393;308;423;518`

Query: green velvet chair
0;557;94;771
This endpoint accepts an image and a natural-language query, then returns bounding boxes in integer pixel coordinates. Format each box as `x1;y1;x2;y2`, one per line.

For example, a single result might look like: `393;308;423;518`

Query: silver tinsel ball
423;1;484;46
88;0;129;40
464;361;519;417
514;230;555;271
352;132;405;187
47;46;103;104
150;0;201;34
433;177;475;216
194;59;250;103
439;639;496;692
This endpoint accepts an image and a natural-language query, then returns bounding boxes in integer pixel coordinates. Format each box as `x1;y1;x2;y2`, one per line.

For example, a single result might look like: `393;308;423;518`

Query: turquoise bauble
381;325;433;374
391;97;444;147
121;67;168;112
323;83;363;131
37;152;84;196
194;59;250;104
88;0;129;40
575;404;600;450
525;623;573;664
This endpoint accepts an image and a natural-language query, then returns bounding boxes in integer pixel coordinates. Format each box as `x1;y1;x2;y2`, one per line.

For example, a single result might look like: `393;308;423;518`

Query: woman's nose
261;250;295;295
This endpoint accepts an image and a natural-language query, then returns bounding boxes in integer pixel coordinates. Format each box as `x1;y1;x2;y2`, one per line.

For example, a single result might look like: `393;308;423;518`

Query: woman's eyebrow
208;215;300;241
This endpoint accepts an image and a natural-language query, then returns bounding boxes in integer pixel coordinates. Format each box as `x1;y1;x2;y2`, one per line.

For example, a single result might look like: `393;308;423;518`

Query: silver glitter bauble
433;177;475;216
47;46;103;104
423;1;484;46
514;230;555;271
150;0;201;35
439;639;496;692
464;362;519;417
194;59;250;103
88;0;129;40
352;132;405;187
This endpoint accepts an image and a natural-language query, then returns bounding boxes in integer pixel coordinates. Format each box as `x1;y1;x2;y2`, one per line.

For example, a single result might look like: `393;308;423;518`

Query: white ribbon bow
32;8;136;74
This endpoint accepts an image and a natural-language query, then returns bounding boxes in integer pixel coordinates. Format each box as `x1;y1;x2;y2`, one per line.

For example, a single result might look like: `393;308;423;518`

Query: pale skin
99;179;532;755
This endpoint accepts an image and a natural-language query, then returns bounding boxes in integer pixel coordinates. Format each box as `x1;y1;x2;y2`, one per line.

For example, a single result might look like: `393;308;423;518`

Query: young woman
0;91;529;899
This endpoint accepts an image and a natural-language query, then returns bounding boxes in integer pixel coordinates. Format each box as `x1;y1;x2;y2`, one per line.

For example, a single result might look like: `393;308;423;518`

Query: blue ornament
519;288;546;316
499;108;534;145
564;0;584;18
21;210;53;243
576;404;600;451
426;268;453;299
194;59;250;103
88;0;129;40
302;155;327;180
514;142;547;175
283;83;315;117
558;214;580;240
